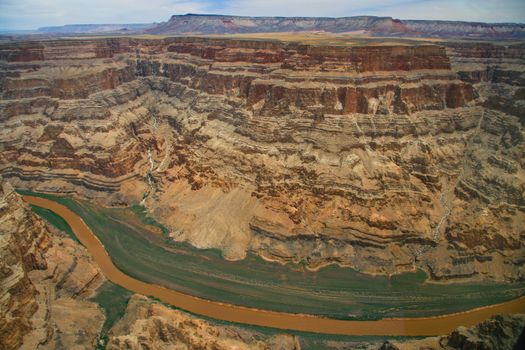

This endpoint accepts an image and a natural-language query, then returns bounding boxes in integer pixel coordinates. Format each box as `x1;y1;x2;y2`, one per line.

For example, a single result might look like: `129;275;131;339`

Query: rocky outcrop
447;314;525;350
0;36;523;283
0;180;50;350
447;42;525;124
0;178;105;350
0;177;305;350
380;313;525;350
106;295;300;350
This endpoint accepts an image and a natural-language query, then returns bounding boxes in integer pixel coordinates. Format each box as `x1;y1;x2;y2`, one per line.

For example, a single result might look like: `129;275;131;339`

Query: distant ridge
38;23;154;34
146;14;525;39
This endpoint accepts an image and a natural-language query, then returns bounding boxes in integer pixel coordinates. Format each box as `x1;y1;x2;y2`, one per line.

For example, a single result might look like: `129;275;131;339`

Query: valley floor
22;191;525;336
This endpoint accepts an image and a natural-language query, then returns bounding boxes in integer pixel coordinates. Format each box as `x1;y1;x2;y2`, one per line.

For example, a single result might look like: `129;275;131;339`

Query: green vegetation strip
30;204;80;244
21;189;525;321
27;191;428;346
90;281;133;336
90;281;133;349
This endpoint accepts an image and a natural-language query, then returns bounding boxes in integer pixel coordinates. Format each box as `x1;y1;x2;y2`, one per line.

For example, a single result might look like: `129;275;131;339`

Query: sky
1;0;524;30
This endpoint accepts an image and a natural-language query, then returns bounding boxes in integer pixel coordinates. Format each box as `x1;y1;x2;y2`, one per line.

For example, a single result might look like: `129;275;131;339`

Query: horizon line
2;13;524;32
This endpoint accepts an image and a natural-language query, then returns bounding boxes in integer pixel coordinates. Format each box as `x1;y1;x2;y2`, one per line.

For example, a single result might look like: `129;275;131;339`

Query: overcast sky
1;0;524;30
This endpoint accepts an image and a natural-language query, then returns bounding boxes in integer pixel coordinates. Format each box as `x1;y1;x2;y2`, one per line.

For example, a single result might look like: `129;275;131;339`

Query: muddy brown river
23;195;525;336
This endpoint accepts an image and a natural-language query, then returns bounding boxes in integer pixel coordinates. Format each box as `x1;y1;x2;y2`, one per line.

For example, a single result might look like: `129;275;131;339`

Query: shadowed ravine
22;194;525;336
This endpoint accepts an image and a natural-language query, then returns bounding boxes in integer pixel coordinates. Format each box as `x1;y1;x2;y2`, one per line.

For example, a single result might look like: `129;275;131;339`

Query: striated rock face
24;229;106;350
0;179;50;350
17;15;525;39
0;36;523;283
0;177;106;350
146;14;525;39
0;176;302;350
106;295;300;350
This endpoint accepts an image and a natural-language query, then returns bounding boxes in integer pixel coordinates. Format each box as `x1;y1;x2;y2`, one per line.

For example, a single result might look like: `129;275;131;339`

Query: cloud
1;0;524;30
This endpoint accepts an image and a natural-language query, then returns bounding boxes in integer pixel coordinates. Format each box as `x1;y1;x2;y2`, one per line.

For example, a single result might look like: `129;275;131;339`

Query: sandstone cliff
0;178;105;350
0;177;301;349
0;180;50;349
0;36;523;283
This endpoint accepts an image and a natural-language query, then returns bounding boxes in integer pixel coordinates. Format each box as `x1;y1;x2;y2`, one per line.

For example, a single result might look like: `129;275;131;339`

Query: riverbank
22;194;525;336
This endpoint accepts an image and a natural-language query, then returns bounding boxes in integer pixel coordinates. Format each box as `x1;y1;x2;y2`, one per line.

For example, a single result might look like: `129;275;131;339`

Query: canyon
0;179;304;349
0;7;524;347
0;178;105;349
1;177;524;348
10;14;525;39
0;35;523;285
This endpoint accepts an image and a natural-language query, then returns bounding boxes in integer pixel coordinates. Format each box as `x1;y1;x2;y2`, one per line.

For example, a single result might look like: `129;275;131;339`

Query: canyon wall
0;178;302;350
3;175;521;349
11;14;525;39
0;181;50;349
381;314;525;350
0;36;523;283
0;178;105;349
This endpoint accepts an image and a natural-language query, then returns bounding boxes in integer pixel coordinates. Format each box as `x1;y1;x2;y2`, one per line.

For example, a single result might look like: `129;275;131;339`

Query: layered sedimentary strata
0;36;523;282
0;178;105;350
0;180;50;349
106;295;300;350
146;14;525;39
0;177;303;350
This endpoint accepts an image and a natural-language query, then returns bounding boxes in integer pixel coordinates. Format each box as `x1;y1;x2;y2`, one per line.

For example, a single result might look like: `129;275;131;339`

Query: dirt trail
23;195;525;336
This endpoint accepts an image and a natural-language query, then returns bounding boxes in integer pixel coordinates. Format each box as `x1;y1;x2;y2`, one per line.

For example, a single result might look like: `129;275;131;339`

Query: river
23;195;525;336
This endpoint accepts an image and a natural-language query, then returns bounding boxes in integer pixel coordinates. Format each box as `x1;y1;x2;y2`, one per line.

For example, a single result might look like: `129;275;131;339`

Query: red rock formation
0;181;51;349
0;36;522;283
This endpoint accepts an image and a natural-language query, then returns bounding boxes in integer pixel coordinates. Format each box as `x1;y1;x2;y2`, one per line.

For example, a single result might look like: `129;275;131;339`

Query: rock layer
147;14;525;39
0;177;305;350
0;180;50;350
106;295;300;350
0;178;105;350
0;36;524;282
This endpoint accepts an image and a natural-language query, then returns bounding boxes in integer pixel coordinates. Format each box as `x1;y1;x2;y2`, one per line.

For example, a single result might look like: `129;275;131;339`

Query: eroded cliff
0;178;105;349
106;295;300;350
0;178;302;350
0;36;523;283
0;180;50;349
